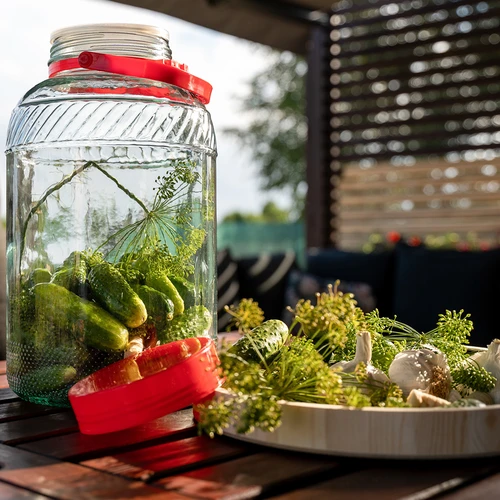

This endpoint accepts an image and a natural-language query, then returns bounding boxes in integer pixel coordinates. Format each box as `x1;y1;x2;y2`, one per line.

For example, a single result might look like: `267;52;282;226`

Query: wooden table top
0;360;498;499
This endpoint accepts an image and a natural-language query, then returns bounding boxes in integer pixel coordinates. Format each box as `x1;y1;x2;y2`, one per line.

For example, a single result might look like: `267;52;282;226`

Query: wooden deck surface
0;361;498;499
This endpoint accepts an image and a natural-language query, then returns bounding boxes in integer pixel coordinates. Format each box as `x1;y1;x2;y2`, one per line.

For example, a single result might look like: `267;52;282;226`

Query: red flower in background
386;231;401;244
407;236;422;247
457;242;470;252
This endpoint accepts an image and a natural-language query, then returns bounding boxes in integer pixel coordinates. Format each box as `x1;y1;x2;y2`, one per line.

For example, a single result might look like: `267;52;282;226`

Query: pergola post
305;24;334;249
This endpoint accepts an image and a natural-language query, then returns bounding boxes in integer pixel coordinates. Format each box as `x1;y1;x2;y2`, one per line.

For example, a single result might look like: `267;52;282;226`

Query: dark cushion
306;249;395;317
217;249;240;331
393;244;500;347
237;252;297;321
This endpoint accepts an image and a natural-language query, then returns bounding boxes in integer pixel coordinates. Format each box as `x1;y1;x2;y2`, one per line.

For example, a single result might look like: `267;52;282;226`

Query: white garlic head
388;348;451;399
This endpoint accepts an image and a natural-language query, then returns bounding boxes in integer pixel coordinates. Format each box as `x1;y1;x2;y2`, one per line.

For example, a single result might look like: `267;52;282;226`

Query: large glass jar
5;24;217;407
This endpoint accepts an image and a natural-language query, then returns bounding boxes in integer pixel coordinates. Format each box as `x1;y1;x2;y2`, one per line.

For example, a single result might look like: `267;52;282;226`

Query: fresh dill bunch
224;298;265;334
341;386;372;408
153;161;199;201
420;311;472;369
196;351;282;436
288;281;365;359
451;358;497;395
97;159;204;267
365;309;472;371
365;309;418;338
371;333;405;374
124;231;205;279
329;322;357;365
198;336;344;437
269;336;343;405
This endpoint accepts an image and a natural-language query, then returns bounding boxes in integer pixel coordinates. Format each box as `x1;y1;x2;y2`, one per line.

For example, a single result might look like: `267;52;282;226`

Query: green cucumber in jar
87;262;147;328
145;272;184;316
159;305;212;344
27;268;52;288
20;365;77;394
132;285;174;332
33;283;129;352
51;263;88;298
169;276;196;308
228;319;289;363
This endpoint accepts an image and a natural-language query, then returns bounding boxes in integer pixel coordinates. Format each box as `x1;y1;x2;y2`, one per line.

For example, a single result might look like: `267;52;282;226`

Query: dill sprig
338;363;407;408
451;359;497;395
97;159;205;268
288;282;365;360
224;299;265;334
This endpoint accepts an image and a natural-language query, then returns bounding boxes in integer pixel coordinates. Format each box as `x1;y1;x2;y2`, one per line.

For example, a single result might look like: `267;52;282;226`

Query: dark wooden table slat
19;409;196;461
155;451;342;500
0;399;68;423
0;480;52;499
0;444;189;500
433;472;500;500
81;435;255;481
0;387;20;403
269;462;499;500
0;412;78;445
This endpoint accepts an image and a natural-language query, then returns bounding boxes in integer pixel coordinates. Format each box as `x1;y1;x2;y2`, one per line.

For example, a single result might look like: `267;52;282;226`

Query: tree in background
222;201;291;224
224;49;307;220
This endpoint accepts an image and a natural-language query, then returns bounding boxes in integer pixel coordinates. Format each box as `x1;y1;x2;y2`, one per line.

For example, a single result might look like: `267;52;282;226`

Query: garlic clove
407;389;451;408
388;348;451;399
331;330;372;373
330;330;390;393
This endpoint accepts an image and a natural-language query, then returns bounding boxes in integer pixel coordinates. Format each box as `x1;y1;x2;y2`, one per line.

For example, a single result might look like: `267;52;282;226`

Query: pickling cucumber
169;276;196;308
33;283;129;352
145;272;184;316
159;305;212;344
133;285;174;332
51;264;88;298
20;365;77;394
88;262;147;328
28;268;52;288
228;319;289;363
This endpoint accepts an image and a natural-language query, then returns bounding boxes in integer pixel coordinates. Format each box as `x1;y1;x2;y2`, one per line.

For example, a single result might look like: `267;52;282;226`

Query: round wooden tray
216;388;500;459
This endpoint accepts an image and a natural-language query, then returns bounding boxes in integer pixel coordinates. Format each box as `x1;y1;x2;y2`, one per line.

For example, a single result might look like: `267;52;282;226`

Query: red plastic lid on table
68;337;222;435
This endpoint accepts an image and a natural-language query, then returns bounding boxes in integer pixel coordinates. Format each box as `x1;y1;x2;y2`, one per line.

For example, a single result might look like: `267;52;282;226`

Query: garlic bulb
331;330;390;387
469;338;500;403
388;348;451;399
468;391;495;405
407;389;451;408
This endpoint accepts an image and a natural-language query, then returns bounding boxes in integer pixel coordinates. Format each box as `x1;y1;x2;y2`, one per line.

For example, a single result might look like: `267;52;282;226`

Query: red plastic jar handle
49;51;212;104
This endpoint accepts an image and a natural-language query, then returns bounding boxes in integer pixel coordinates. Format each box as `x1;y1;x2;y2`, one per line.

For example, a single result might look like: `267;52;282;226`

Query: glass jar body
6;74;217;406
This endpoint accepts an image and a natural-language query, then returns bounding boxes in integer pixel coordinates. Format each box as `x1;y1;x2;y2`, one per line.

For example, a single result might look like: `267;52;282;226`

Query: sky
0;0;290;220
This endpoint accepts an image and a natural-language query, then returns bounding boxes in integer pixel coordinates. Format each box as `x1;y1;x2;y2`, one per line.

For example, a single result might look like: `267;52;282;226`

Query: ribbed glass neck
49;23;172;65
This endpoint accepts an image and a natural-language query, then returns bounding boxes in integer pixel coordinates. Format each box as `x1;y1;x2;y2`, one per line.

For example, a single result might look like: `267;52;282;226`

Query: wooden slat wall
329;0;500;250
